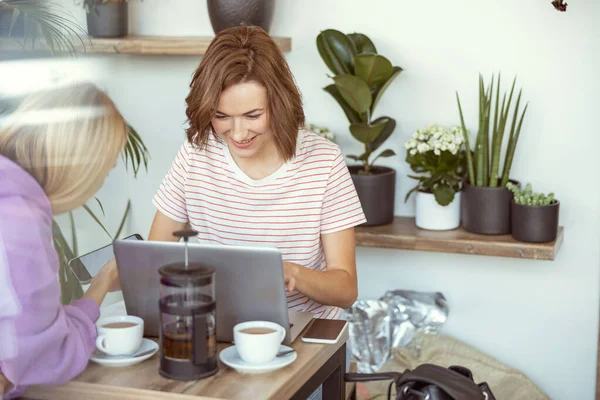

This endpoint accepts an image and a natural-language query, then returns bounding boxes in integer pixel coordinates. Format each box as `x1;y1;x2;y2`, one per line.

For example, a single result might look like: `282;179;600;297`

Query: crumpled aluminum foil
346;290;449;373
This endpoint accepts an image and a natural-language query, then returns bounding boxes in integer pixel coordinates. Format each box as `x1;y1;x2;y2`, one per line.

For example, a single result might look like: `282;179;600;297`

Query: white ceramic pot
415;190;461;230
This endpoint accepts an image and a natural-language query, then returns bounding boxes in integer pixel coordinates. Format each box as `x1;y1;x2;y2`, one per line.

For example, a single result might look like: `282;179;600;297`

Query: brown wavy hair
185;25;305;161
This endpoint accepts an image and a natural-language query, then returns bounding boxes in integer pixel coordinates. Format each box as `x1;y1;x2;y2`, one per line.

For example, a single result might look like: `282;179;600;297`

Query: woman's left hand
283;262;300;292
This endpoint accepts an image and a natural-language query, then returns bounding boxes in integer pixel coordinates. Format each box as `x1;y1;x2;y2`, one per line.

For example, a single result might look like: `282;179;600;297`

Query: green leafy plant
507;182;556;206
456;73;529;188
0;0;87;55
316;29;402;175
404;124;467;206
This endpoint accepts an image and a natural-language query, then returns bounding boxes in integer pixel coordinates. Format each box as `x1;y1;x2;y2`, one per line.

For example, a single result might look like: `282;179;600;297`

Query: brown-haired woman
148;25;366;320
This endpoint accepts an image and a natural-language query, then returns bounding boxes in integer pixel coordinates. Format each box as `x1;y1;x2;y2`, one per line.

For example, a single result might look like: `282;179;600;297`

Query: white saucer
90;338;158;367
219;345;296;374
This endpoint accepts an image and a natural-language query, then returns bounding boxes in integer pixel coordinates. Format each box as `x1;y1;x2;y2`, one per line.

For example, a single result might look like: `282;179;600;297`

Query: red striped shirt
153;130;366;319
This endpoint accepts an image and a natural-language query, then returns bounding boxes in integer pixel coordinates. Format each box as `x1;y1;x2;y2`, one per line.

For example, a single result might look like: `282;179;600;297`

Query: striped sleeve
152;142;190;223
320;149;366;234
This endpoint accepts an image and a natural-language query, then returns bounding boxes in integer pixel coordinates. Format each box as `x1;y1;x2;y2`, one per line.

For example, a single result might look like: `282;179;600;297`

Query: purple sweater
0;155;100;399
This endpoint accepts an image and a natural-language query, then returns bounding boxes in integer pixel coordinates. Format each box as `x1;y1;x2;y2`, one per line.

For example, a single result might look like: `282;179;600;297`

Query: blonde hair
0;83;127;214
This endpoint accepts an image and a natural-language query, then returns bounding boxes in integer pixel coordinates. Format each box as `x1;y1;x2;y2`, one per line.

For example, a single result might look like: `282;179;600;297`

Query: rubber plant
316;29;402;175
455;73;529;188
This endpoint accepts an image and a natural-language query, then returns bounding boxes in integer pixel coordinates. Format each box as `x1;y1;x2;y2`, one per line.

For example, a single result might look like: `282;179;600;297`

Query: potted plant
207;0;274;34
83;0;130;38
456;73;529;234
404;124;467;230
316;29;402;226
507;182;560;243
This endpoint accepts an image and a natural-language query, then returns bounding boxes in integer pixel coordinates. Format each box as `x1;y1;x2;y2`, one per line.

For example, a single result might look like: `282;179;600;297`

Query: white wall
3;1;599;398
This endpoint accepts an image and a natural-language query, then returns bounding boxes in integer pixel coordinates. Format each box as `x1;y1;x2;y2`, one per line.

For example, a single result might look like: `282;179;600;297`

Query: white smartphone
68;233;143;284
301;318;347;344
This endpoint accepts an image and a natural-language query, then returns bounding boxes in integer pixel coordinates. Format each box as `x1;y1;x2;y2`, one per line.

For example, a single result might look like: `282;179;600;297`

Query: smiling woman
148;25;366;319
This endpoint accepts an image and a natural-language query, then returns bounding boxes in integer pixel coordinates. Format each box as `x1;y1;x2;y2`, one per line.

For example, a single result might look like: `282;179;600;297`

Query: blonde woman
0;83;127;399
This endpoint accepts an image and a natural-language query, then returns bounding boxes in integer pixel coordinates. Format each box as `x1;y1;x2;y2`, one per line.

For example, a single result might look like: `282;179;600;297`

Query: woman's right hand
82;259;120;306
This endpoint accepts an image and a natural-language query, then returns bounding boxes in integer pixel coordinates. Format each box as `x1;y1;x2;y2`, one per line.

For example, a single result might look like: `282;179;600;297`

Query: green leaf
68;211;78;257
371;66;402;114
346;154;361;161
113;200;131;240
349;121;387;144
433;184;455;206
82;204;112;240
347;33;377;54
316;29;356;75
404;184;421;203
9;9;20;36
354;54;393;87
333;74;372;114
93;197;106;217
367;117;396;152
371;149;396;166
323;84;362;124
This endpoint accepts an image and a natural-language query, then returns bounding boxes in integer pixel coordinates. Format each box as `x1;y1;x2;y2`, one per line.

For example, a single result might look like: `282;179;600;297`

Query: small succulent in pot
507;182;560;243
404;124;467;206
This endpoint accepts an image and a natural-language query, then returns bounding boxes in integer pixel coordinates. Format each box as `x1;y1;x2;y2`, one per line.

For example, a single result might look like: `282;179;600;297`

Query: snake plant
456;73;528;187
316;29;402;175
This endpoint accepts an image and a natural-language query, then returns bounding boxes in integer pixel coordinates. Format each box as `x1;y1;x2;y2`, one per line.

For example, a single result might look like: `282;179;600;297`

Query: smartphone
68;233;143;284
301;318;347;344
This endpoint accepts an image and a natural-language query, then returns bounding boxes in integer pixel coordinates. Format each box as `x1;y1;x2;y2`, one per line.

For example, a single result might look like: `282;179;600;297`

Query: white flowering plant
305;123;336;143
404;124;467;206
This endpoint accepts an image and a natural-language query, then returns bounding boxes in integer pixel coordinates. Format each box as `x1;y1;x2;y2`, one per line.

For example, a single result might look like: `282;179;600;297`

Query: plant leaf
371;66;402;114
82;204;112;239
370;149;396;166
349;121;387;144
347;33;377;54
367;117;396;152
346;154;361;161
333;74;372;114
93;197;106;217
316;29;356;75
68;211;78;257
354;54;393;87
113;200;131;240
323;84;362;124
433;184;455;206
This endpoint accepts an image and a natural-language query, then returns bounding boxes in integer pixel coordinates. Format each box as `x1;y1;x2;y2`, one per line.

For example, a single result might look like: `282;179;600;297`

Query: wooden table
22;331;349;400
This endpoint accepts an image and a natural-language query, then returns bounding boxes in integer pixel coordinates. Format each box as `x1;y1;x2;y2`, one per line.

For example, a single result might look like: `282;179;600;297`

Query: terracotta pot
511;200;560;243
207;0;274;34
461;179;519;235
349;166;395;226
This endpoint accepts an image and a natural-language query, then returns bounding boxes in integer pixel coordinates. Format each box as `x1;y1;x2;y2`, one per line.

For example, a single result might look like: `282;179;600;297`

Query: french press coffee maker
158;229;218;380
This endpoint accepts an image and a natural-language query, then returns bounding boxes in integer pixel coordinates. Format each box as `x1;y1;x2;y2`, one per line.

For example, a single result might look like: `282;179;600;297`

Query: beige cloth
354;333;550;400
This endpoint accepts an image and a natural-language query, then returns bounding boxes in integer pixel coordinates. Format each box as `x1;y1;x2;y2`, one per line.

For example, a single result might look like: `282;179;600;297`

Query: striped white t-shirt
153;129;366;319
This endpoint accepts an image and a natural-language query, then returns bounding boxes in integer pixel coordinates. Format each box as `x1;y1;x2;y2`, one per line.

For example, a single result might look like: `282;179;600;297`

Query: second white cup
96;315;144;356
233;321;286;364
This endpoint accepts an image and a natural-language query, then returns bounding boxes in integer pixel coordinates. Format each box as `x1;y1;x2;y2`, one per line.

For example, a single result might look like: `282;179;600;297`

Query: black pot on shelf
349;165;395;227
511;200;560;243
86;2;128;38
461;179;519;235
207;0;274;34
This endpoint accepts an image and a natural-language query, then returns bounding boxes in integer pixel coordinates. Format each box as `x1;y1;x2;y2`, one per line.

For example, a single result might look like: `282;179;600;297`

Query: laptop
113;240;314;346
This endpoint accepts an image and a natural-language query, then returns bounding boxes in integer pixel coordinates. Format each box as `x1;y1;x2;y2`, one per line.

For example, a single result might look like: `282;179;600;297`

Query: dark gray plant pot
511;200;560;243
0;9;24;37
207;0;274;33
86;2;128;38
349;166;395;227
461;179;519;235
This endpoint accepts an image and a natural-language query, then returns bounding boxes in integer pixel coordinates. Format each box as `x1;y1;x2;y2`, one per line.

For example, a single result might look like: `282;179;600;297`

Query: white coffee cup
96;315;144;356
233;321;286;364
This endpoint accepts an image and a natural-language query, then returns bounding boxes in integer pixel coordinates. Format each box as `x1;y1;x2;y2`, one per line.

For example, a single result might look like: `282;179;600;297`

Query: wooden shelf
0;35;292;55
355;216;564;260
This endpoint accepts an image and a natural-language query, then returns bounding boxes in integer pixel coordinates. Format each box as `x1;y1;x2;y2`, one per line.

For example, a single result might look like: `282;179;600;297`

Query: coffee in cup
96;316;144;356
233;321;285;364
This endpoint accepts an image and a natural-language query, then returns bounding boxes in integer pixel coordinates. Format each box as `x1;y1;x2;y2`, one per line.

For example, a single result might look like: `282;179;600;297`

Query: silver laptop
113;240;313;345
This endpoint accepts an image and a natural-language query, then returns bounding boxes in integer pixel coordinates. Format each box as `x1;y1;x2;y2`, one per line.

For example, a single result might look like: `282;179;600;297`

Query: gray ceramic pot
349;166;396;226
207;0;274;33
511;200;560;243
86;2;128;38
461;179;519;235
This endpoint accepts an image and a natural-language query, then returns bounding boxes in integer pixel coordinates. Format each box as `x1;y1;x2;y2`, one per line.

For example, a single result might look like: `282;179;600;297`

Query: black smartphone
301;318;347;344
68;233;143;284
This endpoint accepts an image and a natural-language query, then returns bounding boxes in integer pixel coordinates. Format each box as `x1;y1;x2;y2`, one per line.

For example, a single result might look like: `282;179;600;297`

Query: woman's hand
283;262;300;292
82;259;120;306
